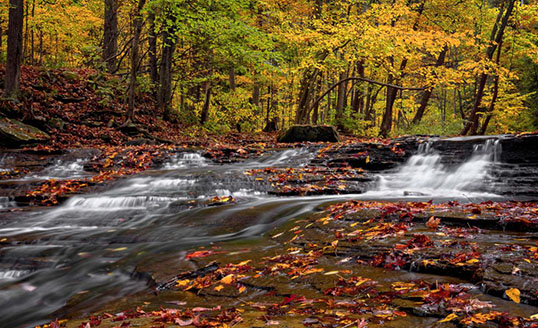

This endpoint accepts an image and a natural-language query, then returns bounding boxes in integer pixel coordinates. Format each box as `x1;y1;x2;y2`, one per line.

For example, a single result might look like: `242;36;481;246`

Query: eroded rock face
278;125;340;143
0;117;50;146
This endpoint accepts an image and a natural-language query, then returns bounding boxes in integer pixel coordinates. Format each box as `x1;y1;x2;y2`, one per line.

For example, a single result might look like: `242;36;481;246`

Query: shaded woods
0;0;537;139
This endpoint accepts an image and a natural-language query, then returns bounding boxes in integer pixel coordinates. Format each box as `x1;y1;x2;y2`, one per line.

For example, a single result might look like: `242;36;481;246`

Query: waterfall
374;139;502;196
164;153;208;169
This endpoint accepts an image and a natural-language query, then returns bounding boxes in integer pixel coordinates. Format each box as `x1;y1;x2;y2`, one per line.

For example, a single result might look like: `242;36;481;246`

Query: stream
0;137;534;327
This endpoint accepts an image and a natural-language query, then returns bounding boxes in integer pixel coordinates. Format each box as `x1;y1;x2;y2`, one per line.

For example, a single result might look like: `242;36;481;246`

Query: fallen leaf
175;318;193;326
176;279;190;287
426;216;440;229
506;288;521;303
438;313;458;323
221;274;235;284
323;271;339;275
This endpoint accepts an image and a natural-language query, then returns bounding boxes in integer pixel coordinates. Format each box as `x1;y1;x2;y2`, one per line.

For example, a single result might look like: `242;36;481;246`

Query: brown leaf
426;216;440;229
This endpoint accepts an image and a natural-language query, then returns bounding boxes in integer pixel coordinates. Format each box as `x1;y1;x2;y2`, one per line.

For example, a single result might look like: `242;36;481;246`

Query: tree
103;0;118;71
125;0;147;124
461;0;516;135
4;0;24;99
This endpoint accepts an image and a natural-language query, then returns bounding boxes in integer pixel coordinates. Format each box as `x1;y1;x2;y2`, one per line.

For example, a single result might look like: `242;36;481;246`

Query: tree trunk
353;61;365;113
295;69;320;124
0;20;3;53
148;11;158;86
103;0;118;72
23;0;28;63
252;82;260;107
461;0;515;135
4;0;24;99
380;56;409;137
412;46;448;124
200;81;211;124
479;37;504;135
159;12;178;121
30;0;34;65
380;81;395;137
229;67;236;91
335;69;348;126
125;0;146;123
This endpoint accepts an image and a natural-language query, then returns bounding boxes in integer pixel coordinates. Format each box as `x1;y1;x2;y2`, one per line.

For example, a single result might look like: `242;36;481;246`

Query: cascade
374;138;502;196
164;153;208;169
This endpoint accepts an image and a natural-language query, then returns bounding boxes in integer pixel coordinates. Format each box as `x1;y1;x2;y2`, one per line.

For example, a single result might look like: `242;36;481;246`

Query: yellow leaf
438;313;458;323
355;278;370;286
466;258;480;264
214;285;224;292
272;232;284;238
237;260;251;266
323;271;339;275
176;279;190;287
365;156;370;163
530;314;538;320
506;288;520;303
221;274;235;284
109;247;127;252
238;285;246;293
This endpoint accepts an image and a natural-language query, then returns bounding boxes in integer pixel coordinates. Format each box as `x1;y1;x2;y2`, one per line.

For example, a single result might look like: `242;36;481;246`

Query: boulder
0;117;50;146
277;125;340;143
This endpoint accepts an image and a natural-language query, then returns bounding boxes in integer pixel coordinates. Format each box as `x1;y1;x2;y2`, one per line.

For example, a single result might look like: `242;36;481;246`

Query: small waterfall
375;139;502;196
0;270;29;280
42;159;87;178
64;195;187;210
248;148;314;167
0;197;16;209
24;158;89;180
164;153;208;169
473;139;501;163
0;154;12;173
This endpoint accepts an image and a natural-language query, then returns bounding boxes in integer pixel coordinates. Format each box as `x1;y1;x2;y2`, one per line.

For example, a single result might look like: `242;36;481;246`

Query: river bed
0;137;537;327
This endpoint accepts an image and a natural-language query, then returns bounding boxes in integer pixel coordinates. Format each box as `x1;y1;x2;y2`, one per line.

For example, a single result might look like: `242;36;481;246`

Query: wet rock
0;117;50;146
120;122;144;136
46;117;65;131
482;259;538;306
125;138;156;146
277;125;340;143
314;142;410;171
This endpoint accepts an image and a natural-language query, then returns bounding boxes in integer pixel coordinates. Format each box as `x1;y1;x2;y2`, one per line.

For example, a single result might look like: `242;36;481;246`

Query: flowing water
370;138;504;199
0;138;525;327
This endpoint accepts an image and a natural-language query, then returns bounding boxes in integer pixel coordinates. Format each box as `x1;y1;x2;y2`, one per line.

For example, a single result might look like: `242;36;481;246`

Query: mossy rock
277;125;340;143
0;117;50;146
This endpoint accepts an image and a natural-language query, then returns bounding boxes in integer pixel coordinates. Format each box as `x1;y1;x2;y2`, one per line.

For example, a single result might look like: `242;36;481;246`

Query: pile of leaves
245;166;367;196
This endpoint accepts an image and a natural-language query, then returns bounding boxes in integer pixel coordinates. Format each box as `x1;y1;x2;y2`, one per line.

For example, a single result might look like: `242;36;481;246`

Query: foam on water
0;271;30;280
247;148;314;167
370;139;502;198
0;197;16;209
26;158;89;180
64;195;186;210
164;153;208;169
215;188;265;198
